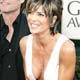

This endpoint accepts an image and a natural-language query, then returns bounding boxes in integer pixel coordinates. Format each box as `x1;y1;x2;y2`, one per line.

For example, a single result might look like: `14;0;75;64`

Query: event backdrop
62;0;80;39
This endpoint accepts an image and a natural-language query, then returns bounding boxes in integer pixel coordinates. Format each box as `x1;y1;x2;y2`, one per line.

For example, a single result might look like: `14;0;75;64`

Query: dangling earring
50;23;54;28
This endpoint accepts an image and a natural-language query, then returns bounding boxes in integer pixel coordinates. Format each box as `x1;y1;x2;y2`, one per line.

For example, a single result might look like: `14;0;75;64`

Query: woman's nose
31;13;37;21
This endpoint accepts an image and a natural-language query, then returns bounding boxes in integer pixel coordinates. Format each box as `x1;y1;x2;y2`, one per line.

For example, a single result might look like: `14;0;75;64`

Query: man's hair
21;0;27;11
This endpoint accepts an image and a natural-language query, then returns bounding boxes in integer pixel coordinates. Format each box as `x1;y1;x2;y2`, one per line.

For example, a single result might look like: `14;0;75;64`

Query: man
0;11;1;14
0;0;30;80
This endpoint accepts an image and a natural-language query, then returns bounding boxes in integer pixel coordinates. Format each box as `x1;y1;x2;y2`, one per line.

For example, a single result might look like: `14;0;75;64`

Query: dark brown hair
26;0;63;34
21;0;27;11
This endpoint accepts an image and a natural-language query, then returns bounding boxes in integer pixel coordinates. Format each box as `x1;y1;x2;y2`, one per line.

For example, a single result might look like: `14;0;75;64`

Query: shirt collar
0;15;5;27
13;11;22;25
1;11;22;27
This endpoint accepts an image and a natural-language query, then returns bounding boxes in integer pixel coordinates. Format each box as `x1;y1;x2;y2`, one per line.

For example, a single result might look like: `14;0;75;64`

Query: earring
50;23;54;28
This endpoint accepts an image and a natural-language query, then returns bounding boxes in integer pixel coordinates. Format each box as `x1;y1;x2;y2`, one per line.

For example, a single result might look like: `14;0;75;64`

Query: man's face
0;0;23;13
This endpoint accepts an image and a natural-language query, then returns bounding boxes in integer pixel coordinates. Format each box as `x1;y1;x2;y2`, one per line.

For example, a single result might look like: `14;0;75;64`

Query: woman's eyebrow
37;11;45;14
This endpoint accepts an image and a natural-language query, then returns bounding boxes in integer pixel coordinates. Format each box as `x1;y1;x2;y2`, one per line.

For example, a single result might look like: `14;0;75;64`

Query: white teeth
31;24;38;28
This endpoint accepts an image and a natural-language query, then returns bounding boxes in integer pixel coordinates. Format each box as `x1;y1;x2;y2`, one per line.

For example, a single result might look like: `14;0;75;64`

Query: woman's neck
33;30;56;47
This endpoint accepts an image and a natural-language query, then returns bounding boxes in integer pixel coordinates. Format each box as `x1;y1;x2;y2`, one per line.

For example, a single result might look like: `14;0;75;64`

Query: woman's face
27;6;50;34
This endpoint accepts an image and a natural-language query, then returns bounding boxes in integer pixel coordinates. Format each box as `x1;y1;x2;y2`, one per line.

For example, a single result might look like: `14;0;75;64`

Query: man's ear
20;0;25;3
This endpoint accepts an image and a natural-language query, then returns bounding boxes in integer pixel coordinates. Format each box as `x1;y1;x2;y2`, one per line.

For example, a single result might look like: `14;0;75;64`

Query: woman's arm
58;40;76;80
19;36;29;80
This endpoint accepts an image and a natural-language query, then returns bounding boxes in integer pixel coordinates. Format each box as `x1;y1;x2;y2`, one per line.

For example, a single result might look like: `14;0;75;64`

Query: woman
20;0;76;80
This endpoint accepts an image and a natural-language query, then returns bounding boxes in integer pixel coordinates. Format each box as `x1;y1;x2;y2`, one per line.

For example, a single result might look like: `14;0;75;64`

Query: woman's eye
28;12;31;14
38;13;45;17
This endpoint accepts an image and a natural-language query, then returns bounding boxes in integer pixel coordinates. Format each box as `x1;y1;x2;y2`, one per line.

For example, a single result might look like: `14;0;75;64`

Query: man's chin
1;9;17;14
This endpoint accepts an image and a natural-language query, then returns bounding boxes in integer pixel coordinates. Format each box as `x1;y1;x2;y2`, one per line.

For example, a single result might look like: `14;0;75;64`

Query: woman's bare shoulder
62;40;75;54
60;39;76;64
19;36;28;58
20;36;27;46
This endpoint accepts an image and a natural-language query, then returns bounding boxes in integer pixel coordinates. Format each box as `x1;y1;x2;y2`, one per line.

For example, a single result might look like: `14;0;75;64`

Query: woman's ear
50;16;57;28
52;16;57;25
20;0;25;4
